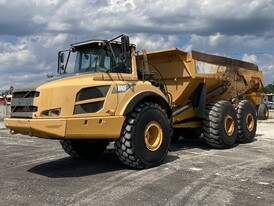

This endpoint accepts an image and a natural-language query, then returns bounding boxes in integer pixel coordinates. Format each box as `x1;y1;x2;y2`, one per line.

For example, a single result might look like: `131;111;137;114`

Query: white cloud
242;54;257;64
43;33;68;48
0;41;35;67
32;15;48;25
1;0;274;91
183;33;274;53
131;34;179;51
107;0;136;12
257;54;274;84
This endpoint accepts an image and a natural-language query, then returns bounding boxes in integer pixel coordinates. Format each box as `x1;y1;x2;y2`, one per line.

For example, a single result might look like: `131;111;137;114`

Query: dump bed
192;50;264;105
140;48;264;107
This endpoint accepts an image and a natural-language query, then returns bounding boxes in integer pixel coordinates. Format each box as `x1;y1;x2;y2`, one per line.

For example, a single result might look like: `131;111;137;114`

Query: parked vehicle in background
263;94;274;109
5;95;12;105
0;95;12;105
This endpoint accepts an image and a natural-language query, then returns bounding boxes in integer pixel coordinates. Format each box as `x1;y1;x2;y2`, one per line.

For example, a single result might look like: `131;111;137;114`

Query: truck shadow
28;150;124;178
169;137;212;152
169;136;260;152
170;135;262;153
28;149;179;178
28;135;260;178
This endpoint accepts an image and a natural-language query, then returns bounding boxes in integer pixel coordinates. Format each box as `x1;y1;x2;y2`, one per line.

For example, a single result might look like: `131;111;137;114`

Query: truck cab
5;35;166;137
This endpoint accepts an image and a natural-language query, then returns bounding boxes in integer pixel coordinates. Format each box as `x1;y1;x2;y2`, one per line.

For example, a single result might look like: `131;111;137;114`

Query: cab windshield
73;45;131;74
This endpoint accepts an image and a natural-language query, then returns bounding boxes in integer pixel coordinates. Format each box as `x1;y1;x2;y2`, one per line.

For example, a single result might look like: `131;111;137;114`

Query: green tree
264;82;274;94
1;86;14;96
9;86;14;94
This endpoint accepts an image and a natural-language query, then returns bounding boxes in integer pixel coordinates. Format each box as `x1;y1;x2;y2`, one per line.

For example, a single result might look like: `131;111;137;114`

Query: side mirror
59;52;65;63
121;35;130;57
58;51;65;73
121;35;130;67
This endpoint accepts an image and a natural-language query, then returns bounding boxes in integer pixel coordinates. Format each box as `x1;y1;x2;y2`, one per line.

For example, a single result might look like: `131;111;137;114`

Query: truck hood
13;73;82;93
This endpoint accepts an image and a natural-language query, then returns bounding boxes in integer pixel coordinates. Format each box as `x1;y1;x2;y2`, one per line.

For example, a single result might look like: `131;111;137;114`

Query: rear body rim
246;113;255;132
144;121;163;151
265;108;269;118
224;114;235;137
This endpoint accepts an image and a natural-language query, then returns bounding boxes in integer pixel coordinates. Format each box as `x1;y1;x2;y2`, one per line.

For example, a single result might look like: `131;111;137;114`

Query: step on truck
4;34;264;169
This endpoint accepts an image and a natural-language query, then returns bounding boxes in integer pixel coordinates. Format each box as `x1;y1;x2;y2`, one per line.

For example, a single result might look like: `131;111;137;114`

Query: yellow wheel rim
246;113;255;132
265;108;269;118
144;121;163;151
224;114;235;136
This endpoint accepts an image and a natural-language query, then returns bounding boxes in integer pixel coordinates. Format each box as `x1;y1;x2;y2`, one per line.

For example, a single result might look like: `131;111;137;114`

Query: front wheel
115;102;172;169
60;139;109;158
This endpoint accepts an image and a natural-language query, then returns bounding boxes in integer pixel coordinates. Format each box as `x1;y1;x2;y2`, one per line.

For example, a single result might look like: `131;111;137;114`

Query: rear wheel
237;100;257;143
203;100;238;149
60;139;109;158
115;102;172;169
257;103;269;120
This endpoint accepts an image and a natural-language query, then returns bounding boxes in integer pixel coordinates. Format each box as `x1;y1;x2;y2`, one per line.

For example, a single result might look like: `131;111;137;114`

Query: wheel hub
246;113;255;132
144;121;163;151
224;114;234;136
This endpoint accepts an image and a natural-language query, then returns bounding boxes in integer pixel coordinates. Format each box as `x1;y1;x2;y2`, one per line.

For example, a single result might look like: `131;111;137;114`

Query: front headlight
41;108;61;117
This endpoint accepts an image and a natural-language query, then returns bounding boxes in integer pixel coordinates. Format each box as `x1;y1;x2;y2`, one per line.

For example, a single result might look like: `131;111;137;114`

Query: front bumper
4;116;125;139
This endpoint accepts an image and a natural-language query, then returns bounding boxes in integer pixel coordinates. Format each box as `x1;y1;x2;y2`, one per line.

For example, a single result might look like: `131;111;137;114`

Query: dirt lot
0;120;274;206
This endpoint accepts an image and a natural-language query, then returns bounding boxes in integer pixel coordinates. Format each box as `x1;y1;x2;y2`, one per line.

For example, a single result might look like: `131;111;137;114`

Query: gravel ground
0;120;274;206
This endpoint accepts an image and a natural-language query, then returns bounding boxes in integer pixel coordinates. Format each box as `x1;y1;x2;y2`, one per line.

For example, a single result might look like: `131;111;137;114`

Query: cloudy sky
0;0;274;91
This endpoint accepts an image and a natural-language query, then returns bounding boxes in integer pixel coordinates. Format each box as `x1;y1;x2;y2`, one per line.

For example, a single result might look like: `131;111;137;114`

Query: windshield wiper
104;40;118;73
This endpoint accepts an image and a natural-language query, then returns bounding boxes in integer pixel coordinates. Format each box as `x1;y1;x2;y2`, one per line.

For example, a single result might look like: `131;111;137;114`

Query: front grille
11;106;38;113
74;101;104;114
10;90;39;118
13;91;40;99
76;86;110;101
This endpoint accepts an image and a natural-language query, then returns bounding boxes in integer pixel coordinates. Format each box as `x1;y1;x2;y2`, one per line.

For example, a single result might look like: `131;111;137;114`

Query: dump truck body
137;49;263;128
4;35;264;168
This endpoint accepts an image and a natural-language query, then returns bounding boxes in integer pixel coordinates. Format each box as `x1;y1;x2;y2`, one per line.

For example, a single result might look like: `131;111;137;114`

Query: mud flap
189;83;206;118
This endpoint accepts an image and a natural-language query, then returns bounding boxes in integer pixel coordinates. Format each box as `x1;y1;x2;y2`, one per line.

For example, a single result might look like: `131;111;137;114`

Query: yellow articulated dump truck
4;34;264;169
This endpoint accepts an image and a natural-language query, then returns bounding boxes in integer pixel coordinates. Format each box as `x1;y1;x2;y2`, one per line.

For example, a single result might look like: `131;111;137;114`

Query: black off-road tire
257;103;269;120
203;100;238;149
237;100;257;143
115;102;172;169
60;139;109;158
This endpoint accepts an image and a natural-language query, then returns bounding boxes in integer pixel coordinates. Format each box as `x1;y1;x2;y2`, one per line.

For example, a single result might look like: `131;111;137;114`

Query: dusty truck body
4;35;264;168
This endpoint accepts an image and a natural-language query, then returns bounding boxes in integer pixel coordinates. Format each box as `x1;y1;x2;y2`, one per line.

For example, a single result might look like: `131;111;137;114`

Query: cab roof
71;40;136;48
